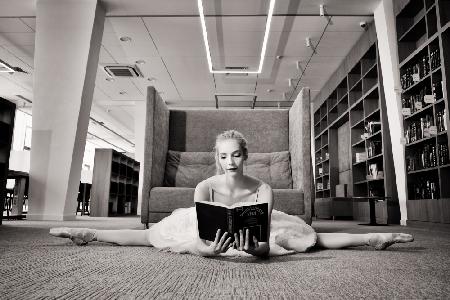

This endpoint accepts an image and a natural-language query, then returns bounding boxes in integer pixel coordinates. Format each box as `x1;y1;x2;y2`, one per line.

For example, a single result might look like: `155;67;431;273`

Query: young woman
50;130;413;257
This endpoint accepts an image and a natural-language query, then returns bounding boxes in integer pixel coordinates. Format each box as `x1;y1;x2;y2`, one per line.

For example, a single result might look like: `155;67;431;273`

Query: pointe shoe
368;233;414;250
49;227;96;246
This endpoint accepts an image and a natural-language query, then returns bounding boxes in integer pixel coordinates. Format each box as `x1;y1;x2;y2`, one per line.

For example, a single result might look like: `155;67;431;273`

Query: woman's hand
234;229;269;257
196;229;233;257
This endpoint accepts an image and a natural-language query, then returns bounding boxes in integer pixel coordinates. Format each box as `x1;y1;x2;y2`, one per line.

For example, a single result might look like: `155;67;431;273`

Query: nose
226;156;235;165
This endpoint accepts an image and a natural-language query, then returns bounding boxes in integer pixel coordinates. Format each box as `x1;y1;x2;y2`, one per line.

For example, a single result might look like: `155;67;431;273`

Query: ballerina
50;130;413;257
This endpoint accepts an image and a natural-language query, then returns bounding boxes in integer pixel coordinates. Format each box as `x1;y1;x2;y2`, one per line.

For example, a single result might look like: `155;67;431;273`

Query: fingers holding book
211;229;233;255
234;229;259;251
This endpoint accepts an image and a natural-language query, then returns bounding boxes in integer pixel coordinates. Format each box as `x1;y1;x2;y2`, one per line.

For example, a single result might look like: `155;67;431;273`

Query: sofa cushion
244;151;293;189
164;150;293;189
150;187;196;212
163;151;216;187
272;189;304;215
149;187;303;215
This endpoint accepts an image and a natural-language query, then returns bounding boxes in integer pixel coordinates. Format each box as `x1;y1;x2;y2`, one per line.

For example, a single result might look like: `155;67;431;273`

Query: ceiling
0;0;378;153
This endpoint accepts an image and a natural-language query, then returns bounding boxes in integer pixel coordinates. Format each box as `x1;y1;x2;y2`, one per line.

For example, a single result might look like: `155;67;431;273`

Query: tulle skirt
147;207;316;256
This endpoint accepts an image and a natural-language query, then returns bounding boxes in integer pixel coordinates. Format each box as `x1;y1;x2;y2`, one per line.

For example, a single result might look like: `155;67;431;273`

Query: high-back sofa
141;86;313;227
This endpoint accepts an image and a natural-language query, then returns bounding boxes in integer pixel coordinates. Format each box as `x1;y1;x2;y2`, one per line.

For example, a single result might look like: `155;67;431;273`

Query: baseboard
406;220;450;232
27;214;77;221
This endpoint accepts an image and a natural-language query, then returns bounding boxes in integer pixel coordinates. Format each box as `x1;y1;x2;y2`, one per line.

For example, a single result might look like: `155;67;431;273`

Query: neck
224;173;245;190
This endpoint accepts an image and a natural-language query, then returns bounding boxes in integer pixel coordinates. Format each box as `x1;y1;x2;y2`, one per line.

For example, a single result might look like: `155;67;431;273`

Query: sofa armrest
288;87;313;224
141;86;170;225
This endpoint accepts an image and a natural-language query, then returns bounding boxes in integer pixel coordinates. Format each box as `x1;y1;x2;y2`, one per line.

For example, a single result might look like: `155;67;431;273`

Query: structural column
374;0;408;225
134;100;148;216
28;0;105;220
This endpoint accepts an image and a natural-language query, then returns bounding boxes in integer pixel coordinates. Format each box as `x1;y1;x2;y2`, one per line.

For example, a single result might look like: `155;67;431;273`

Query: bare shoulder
244;176;272;204
195;179;207;191
258;182;273;194
194;178;212;202
194;175;224;202
245;176;272;193
256;181;274;213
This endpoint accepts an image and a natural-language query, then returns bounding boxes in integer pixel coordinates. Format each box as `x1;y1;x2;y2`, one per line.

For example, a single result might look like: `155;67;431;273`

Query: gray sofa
141;86;313;227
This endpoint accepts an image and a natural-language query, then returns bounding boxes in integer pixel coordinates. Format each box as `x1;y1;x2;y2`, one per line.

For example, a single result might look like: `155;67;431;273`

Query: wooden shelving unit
76;182;91;216
90;149;140;217
0;97;16;225
396;0;450;225
314;42;399;223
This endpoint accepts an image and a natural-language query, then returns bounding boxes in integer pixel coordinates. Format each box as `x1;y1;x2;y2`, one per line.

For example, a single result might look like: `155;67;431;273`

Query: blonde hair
214;130;248;175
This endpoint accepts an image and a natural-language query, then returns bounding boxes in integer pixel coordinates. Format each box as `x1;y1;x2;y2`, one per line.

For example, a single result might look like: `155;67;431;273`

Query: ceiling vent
102;64;143;78
225;66;249;76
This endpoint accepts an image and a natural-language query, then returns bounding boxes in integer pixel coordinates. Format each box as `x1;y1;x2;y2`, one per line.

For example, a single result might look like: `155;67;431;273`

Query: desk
315;197;353;220
315;196;390;225
351;196;390;226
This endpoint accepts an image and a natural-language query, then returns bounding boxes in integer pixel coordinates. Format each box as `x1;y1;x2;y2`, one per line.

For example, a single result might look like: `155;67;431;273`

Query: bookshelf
0;97;16;225
76;182;91;215
90;149;140;217
314;42;399;223
396;0;450;225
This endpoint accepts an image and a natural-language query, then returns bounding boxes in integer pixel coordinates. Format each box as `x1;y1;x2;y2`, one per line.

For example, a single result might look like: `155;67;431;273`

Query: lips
227;167;238;171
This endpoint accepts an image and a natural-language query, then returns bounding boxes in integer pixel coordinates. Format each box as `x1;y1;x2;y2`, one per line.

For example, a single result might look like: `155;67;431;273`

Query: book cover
195;201;268;243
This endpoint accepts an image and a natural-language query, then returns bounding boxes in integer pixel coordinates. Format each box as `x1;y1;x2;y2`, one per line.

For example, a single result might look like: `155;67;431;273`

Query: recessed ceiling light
147;77;156;82
135;60;145;65
276;55;283;60
106;77;114;82
0;59;15;73
198;0;276;74
266;89;273;93
119;36;132;42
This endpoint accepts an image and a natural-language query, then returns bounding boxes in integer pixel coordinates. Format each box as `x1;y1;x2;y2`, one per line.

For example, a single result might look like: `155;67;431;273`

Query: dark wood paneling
338;121;351;173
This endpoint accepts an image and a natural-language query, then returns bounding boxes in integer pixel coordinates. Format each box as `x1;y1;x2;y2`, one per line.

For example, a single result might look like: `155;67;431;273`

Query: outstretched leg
50;227;152;246
315;232;413;250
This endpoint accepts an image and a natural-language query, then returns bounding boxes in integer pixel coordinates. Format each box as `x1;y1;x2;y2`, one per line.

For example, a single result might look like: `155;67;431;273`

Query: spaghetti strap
255;181;263;202
208;181;214;202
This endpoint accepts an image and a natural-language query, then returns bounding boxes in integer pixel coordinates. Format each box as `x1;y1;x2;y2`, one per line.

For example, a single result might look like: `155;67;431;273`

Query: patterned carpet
1;217;449;299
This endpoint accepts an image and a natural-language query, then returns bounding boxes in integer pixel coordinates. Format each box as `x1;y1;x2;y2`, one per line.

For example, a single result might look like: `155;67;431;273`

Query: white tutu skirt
147;207;317;256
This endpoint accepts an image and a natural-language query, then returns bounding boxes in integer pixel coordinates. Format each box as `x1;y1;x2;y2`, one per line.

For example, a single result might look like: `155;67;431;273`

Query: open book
195;201;268;243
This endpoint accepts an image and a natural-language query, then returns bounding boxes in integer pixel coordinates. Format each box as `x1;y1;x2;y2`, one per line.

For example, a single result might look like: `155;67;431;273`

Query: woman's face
217;139;245;176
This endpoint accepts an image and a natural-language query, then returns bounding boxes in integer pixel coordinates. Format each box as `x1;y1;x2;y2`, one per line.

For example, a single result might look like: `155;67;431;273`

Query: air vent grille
225;66;248;70
225;66;249;76
103;65;142;78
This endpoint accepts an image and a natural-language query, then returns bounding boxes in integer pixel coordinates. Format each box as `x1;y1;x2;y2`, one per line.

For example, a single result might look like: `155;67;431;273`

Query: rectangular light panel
197;0;276;74
0;60;15;73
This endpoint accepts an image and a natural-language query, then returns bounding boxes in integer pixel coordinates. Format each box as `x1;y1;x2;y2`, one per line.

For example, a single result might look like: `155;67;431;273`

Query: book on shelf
356;152;367;162
195;201;268;243
365;121;381;135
